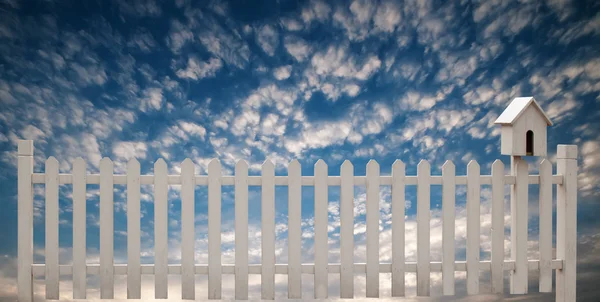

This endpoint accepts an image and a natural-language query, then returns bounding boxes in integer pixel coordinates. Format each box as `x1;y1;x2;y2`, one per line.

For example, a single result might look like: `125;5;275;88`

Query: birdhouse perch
495;97;553;157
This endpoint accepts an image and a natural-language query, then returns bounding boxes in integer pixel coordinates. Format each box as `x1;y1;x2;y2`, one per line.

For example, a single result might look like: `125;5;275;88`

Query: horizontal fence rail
17;140;578;301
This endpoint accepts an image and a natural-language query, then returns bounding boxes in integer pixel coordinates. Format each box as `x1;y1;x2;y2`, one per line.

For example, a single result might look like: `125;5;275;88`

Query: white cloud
112;141;148;160
178;121;206;138
166;20;193;53
117;0;162;17
301;0;331;24
280;17;303;31
284;36;312;62
343;83;360;97
69;62;107;86
284;120;352;154
198;23;251;69
311;45;381;81
374;1;402;32
176;57;223;80
396;90;444;112
139;87;164;112
273;65;292;80
256;24;279;56
127;29;157;52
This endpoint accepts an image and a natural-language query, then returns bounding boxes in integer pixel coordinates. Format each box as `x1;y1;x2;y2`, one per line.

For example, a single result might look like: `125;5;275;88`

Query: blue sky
0;0;599;300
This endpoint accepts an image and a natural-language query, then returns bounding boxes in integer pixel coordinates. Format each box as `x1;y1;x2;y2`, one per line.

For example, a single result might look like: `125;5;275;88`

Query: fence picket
510;158;528;294
442;160;455;295
208;159;222;299
491;160;504;293
539;159;552;292
45;157;59;299
467;160;481;294
314;160;328;299
262;160;275;300
235;160;249;300
287;160;302;299
154;159;168;299
100;157;114;299
181;159;195;300
72;158;87;299
340;160;354;298
417;160;430;296
366;160;380;297
127;159;141;299
391;160;405;297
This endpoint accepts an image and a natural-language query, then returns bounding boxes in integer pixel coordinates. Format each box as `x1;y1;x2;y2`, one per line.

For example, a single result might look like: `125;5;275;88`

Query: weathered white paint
127;159;141;299
491;159;504;294
539;159;552;292
45;157;59;299
100;157;114;299
442;160;455;296
366;160;380;298
154;159;168;299
261;160;275;300
72;158;87;299
417;160;430;296
181;159;195;300
339;160;354;298
556;145;577;302
510;157;528;294
16;137;579;301
466;160;480;295
314;160;328;299
287;160;302;299
208;159;222;299
235;160;249;300
391;160;405;297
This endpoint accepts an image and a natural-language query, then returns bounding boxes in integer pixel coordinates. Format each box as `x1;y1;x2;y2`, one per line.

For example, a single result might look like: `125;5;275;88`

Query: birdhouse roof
494;97;553;126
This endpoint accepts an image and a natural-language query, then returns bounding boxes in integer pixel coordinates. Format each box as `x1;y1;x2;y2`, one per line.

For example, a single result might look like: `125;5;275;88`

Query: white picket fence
17;140;578;301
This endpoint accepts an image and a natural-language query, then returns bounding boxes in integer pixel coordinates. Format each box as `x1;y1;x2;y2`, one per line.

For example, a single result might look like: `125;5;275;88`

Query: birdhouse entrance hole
526;130;534;156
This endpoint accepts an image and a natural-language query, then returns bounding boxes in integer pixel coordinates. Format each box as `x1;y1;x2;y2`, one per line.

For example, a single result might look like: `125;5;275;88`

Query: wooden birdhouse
494;97;553;157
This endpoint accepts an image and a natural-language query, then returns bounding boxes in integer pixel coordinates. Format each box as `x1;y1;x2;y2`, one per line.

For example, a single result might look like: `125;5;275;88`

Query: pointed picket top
74;157;86;166
181;158;195;173
491;159;504;171
154;158;167;170
315;159;327;173
236;159;248;171
392;159;405;170
341;160;353;171
100;157;113;169
467;160;480;171
262;158;275;170
539;158;551;170
442;160;455;171
366;159;379;171
46;156;59;166
127;157;140;168
208;158;221;172
288;159;300;170
417;159;430;170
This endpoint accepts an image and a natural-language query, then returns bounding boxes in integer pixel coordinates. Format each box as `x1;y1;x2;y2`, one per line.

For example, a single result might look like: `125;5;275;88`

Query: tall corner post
510;155;528;294
556;145;577;302
18;140;34;302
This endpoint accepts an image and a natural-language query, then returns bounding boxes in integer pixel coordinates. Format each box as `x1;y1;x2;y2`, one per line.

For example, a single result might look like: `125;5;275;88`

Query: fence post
18;140;34;302
510;156;528;294
556;145;577;302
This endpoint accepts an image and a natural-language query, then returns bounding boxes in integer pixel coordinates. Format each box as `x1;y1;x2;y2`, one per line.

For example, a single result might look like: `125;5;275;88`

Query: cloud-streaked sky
0;0;599;300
